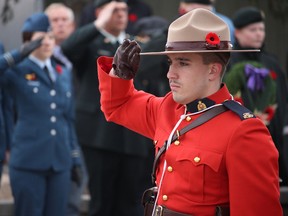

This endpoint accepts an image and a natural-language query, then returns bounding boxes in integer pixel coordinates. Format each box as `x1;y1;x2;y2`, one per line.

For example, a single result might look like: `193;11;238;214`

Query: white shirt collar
99;29;126;44
29;55;52;69
29;55;56;81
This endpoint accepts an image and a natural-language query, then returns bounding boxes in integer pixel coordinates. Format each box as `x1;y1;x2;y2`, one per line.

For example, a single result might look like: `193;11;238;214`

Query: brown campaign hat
140;8;259;55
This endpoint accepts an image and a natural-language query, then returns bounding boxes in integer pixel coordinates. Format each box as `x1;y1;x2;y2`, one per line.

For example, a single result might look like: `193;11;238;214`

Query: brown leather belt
144;203;192;216
144;202;230;216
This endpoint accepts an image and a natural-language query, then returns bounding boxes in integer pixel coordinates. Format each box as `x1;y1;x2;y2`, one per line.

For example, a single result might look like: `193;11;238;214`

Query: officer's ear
208;63;222;81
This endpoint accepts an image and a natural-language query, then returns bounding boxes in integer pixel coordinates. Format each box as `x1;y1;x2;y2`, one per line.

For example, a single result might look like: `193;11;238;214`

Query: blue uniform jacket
0;43;6;174
0;57;80;171
0;45;16;176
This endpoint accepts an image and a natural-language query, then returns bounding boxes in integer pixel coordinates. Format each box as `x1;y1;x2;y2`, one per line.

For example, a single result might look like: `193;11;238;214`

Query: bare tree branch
0;0;20;24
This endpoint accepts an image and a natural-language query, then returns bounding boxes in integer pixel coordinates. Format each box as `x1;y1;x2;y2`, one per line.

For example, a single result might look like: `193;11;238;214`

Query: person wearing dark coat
133;15;170;97
0;13;82;215
78;0;152;35
61;0;151;215
224;6;288;186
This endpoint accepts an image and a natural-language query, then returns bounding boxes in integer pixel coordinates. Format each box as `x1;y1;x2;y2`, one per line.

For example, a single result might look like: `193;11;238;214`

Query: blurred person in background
0;39;42;184
45;3;88;216
0;13;82;215
178;0;235;44
224;6;288;186
61;0;151;215
78;0;152;35
133;15;170;97
45;3;75;71
0;41;7;183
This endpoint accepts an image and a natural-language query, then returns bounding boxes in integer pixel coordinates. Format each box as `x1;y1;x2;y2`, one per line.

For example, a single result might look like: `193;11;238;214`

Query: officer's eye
179;61;189;66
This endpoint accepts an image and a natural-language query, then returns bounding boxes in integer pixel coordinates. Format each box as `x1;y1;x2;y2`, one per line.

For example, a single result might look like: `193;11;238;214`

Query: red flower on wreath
269;70;277;80
56;64;62;75
265;106;276;122
205;32;220;46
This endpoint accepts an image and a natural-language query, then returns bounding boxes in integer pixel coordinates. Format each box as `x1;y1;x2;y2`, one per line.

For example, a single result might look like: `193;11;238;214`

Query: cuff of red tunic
97;56;113;74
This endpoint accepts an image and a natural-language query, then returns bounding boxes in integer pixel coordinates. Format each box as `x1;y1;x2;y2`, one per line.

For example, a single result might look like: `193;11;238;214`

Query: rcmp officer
0;39;42;181
0;13;81;216
97;8;282;216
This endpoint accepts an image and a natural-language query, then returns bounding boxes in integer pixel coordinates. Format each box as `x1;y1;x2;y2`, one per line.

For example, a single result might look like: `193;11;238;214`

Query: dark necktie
43;66;52;82
115;40;120;48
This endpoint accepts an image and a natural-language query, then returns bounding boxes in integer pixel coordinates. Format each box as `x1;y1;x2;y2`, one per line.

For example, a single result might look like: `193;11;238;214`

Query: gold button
154;140;158;145
194;156;201;163
167;166;173;172
174;140;180;145
186;116;192;121
162;195;168;201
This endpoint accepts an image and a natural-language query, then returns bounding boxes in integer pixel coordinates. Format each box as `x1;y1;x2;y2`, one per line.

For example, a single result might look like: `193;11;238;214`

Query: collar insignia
186;98;215;113
197;101;207;111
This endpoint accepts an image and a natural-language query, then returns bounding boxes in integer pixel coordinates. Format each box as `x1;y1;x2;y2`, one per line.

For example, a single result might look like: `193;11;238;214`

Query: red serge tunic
97;56;282;216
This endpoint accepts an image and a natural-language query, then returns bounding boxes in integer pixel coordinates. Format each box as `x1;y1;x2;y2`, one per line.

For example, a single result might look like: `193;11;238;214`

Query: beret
94;0;127;8
232;7;265;29
180;0;212;5
133;16;168;37
22;13;50;33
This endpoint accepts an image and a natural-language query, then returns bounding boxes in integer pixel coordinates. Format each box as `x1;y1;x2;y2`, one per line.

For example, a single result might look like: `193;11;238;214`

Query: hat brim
140;49;260;56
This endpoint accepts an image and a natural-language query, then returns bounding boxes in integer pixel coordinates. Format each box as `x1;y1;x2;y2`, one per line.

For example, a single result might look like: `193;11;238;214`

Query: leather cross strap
151;105;228;184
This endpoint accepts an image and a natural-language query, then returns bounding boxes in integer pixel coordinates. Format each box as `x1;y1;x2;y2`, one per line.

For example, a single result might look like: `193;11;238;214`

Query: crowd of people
0;0;287;216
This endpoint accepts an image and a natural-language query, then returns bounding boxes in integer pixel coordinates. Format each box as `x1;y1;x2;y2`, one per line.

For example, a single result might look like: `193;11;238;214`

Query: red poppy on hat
205;32;220;49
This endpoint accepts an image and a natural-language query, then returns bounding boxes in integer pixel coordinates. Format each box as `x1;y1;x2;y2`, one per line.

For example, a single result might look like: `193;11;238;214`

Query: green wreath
224;61;277;125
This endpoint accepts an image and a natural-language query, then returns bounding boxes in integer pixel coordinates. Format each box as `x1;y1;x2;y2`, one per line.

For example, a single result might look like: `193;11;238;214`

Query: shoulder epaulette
222;100;255;120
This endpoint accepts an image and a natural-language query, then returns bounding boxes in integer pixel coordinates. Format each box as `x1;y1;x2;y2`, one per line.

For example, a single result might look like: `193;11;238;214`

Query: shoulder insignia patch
223;100;255;120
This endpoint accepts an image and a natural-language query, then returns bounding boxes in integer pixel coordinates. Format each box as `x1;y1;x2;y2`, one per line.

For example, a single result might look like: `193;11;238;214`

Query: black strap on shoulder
151;105;228;184
222;100;255;120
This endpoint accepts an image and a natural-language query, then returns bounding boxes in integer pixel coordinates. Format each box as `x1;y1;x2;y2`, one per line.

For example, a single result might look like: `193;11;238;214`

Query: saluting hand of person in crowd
20;37;43;59
94;1;127;30
111;39;141;80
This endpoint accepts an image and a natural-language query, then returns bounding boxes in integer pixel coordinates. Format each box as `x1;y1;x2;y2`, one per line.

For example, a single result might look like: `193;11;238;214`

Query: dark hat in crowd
180;0;213;5
232;7;265;29
94;0;127;8
22;13;50;33
133;16;169;37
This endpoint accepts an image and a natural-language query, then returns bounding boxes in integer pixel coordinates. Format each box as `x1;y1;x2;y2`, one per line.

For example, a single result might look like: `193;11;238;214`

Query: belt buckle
154;205;163;216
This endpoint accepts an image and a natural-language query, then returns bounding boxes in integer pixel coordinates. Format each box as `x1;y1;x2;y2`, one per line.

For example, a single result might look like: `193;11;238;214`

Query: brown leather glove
112;39;141;80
